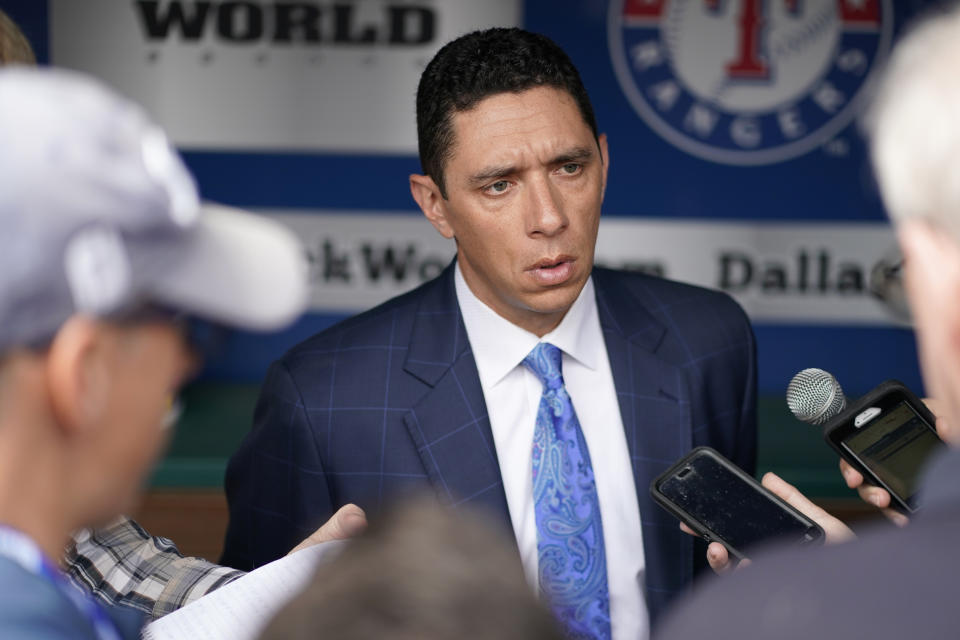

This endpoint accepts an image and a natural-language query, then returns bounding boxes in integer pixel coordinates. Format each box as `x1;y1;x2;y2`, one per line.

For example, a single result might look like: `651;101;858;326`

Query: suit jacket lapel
593;269;694;626
401;263;512;524
398;265;696;616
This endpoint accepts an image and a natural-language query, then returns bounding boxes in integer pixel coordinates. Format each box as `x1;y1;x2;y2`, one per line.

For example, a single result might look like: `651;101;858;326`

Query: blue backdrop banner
6;0;942;396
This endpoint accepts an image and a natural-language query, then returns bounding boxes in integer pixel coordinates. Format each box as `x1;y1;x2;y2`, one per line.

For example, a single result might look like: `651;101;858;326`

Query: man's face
413;86;608;336
87;321;195;520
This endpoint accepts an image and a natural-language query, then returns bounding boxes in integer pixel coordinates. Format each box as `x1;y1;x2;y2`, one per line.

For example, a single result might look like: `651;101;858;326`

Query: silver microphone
786;368;847;425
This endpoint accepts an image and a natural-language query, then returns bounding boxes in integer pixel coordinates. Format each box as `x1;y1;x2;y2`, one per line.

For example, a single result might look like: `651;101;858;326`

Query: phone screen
658;452;820;553
841;401;945;505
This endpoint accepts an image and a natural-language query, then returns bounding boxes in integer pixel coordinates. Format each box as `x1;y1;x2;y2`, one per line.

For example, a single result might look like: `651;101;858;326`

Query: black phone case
821;379;939;514
650;446;825;560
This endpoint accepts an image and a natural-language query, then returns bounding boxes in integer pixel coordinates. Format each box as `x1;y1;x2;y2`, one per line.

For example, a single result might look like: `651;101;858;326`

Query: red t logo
708;0;799;79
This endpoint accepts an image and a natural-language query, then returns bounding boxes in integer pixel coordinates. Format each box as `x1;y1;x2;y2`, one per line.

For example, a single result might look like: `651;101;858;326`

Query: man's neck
0;452;74;562
0;364;78;562
453;261;578;337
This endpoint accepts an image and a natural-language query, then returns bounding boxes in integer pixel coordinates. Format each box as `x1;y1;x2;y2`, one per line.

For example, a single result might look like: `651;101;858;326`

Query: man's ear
45;316;110;437
410;174;454;239
598;133;610;199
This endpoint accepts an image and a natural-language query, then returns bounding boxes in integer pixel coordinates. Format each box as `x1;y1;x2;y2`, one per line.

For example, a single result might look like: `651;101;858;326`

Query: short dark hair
258;497;565;640
416;27;599;198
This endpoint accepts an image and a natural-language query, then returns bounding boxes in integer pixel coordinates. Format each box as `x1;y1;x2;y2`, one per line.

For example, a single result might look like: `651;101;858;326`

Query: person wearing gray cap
0;66;360;638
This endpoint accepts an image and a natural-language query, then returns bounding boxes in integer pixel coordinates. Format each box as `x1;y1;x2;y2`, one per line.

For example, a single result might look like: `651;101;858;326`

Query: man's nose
525;176;568;237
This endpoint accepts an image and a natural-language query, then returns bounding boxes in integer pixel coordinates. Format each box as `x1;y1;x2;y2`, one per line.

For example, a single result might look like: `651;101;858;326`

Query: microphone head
786;368;847;425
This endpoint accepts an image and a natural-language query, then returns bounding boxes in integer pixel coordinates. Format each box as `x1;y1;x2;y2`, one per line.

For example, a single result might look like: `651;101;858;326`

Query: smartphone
823;380;945;514
651;447;825;560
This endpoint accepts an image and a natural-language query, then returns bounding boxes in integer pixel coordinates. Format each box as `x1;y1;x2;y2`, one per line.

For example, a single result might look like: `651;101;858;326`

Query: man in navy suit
223;28;756;637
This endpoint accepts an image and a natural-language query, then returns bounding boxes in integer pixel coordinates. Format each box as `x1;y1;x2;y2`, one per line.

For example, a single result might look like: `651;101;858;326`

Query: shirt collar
455;261;602;389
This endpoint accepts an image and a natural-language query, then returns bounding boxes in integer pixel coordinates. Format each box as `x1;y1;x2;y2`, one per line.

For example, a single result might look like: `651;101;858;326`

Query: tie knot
523;342;564;390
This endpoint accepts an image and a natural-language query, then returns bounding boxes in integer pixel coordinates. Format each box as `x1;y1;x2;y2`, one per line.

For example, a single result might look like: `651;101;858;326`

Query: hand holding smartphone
823;380;945;514
651;447;825;560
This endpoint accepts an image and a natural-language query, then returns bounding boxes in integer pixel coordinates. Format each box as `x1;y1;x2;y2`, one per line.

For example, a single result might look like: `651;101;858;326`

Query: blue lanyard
0;526;123;640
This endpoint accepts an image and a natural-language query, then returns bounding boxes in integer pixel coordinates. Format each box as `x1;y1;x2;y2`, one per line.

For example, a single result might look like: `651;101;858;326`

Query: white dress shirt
455;263;649;640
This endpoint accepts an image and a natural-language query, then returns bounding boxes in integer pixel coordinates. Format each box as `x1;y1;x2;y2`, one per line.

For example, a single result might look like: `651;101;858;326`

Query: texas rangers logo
609;0;892;164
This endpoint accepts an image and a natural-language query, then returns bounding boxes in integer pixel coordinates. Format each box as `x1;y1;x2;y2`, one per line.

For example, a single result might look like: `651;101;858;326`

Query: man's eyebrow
467;147;597;187
551;146;595;165
468;164;518;187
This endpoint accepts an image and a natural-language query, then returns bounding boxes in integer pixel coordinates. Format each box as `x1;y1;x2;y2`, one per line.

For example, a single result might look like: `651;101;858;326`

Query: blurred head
259;497;564;640
4;312;199;522
0;68;308;527
867;5;960;444
410;29;608;336
0;9;35;66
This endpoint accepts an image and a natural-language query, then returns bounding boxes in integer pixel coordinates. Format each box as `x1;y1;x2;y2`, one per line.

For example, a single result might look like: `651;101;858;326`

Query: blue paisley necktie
524;342;611;640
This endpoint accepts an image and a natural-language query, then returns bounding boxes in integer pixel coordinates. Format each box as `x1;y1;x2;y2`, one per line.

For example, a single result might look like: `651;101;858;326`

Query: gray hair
867;4;960;241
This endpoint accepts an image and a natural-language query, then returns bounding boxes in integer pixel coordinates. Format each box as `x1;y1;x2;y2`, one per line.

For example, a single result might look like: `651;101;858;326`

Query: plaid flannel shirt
65;516;244;621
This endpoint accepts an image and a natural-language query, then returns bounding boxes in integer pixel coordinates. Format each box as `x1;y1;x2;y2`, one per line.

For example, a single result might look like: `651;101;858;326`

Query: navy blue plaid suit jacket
221;261;756;626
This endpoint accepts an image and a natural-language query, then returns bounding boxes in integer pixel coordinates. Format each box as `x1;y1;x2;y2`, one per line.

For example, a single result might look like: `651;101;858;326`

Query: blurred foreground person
0;66;331;638
0;8;35;65
0;10;367;623
259;498;564;640
657;6;960;639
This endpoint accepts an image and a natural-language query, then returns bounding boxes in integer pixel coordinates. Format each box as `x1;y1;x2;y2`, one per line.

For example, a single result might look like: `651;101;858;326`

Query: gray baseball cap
0;67;309;351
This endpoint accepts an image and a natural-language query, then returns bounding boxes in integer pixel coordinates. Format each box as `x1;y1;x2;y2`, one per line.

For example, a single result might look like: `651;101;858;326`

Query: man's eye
560;163;582;175
486;180;510;194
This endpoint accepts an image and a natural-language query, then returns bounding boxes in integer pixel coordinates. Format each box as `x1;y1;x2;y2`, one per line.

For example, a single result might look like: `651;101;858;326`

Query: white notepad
142;540;346;640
